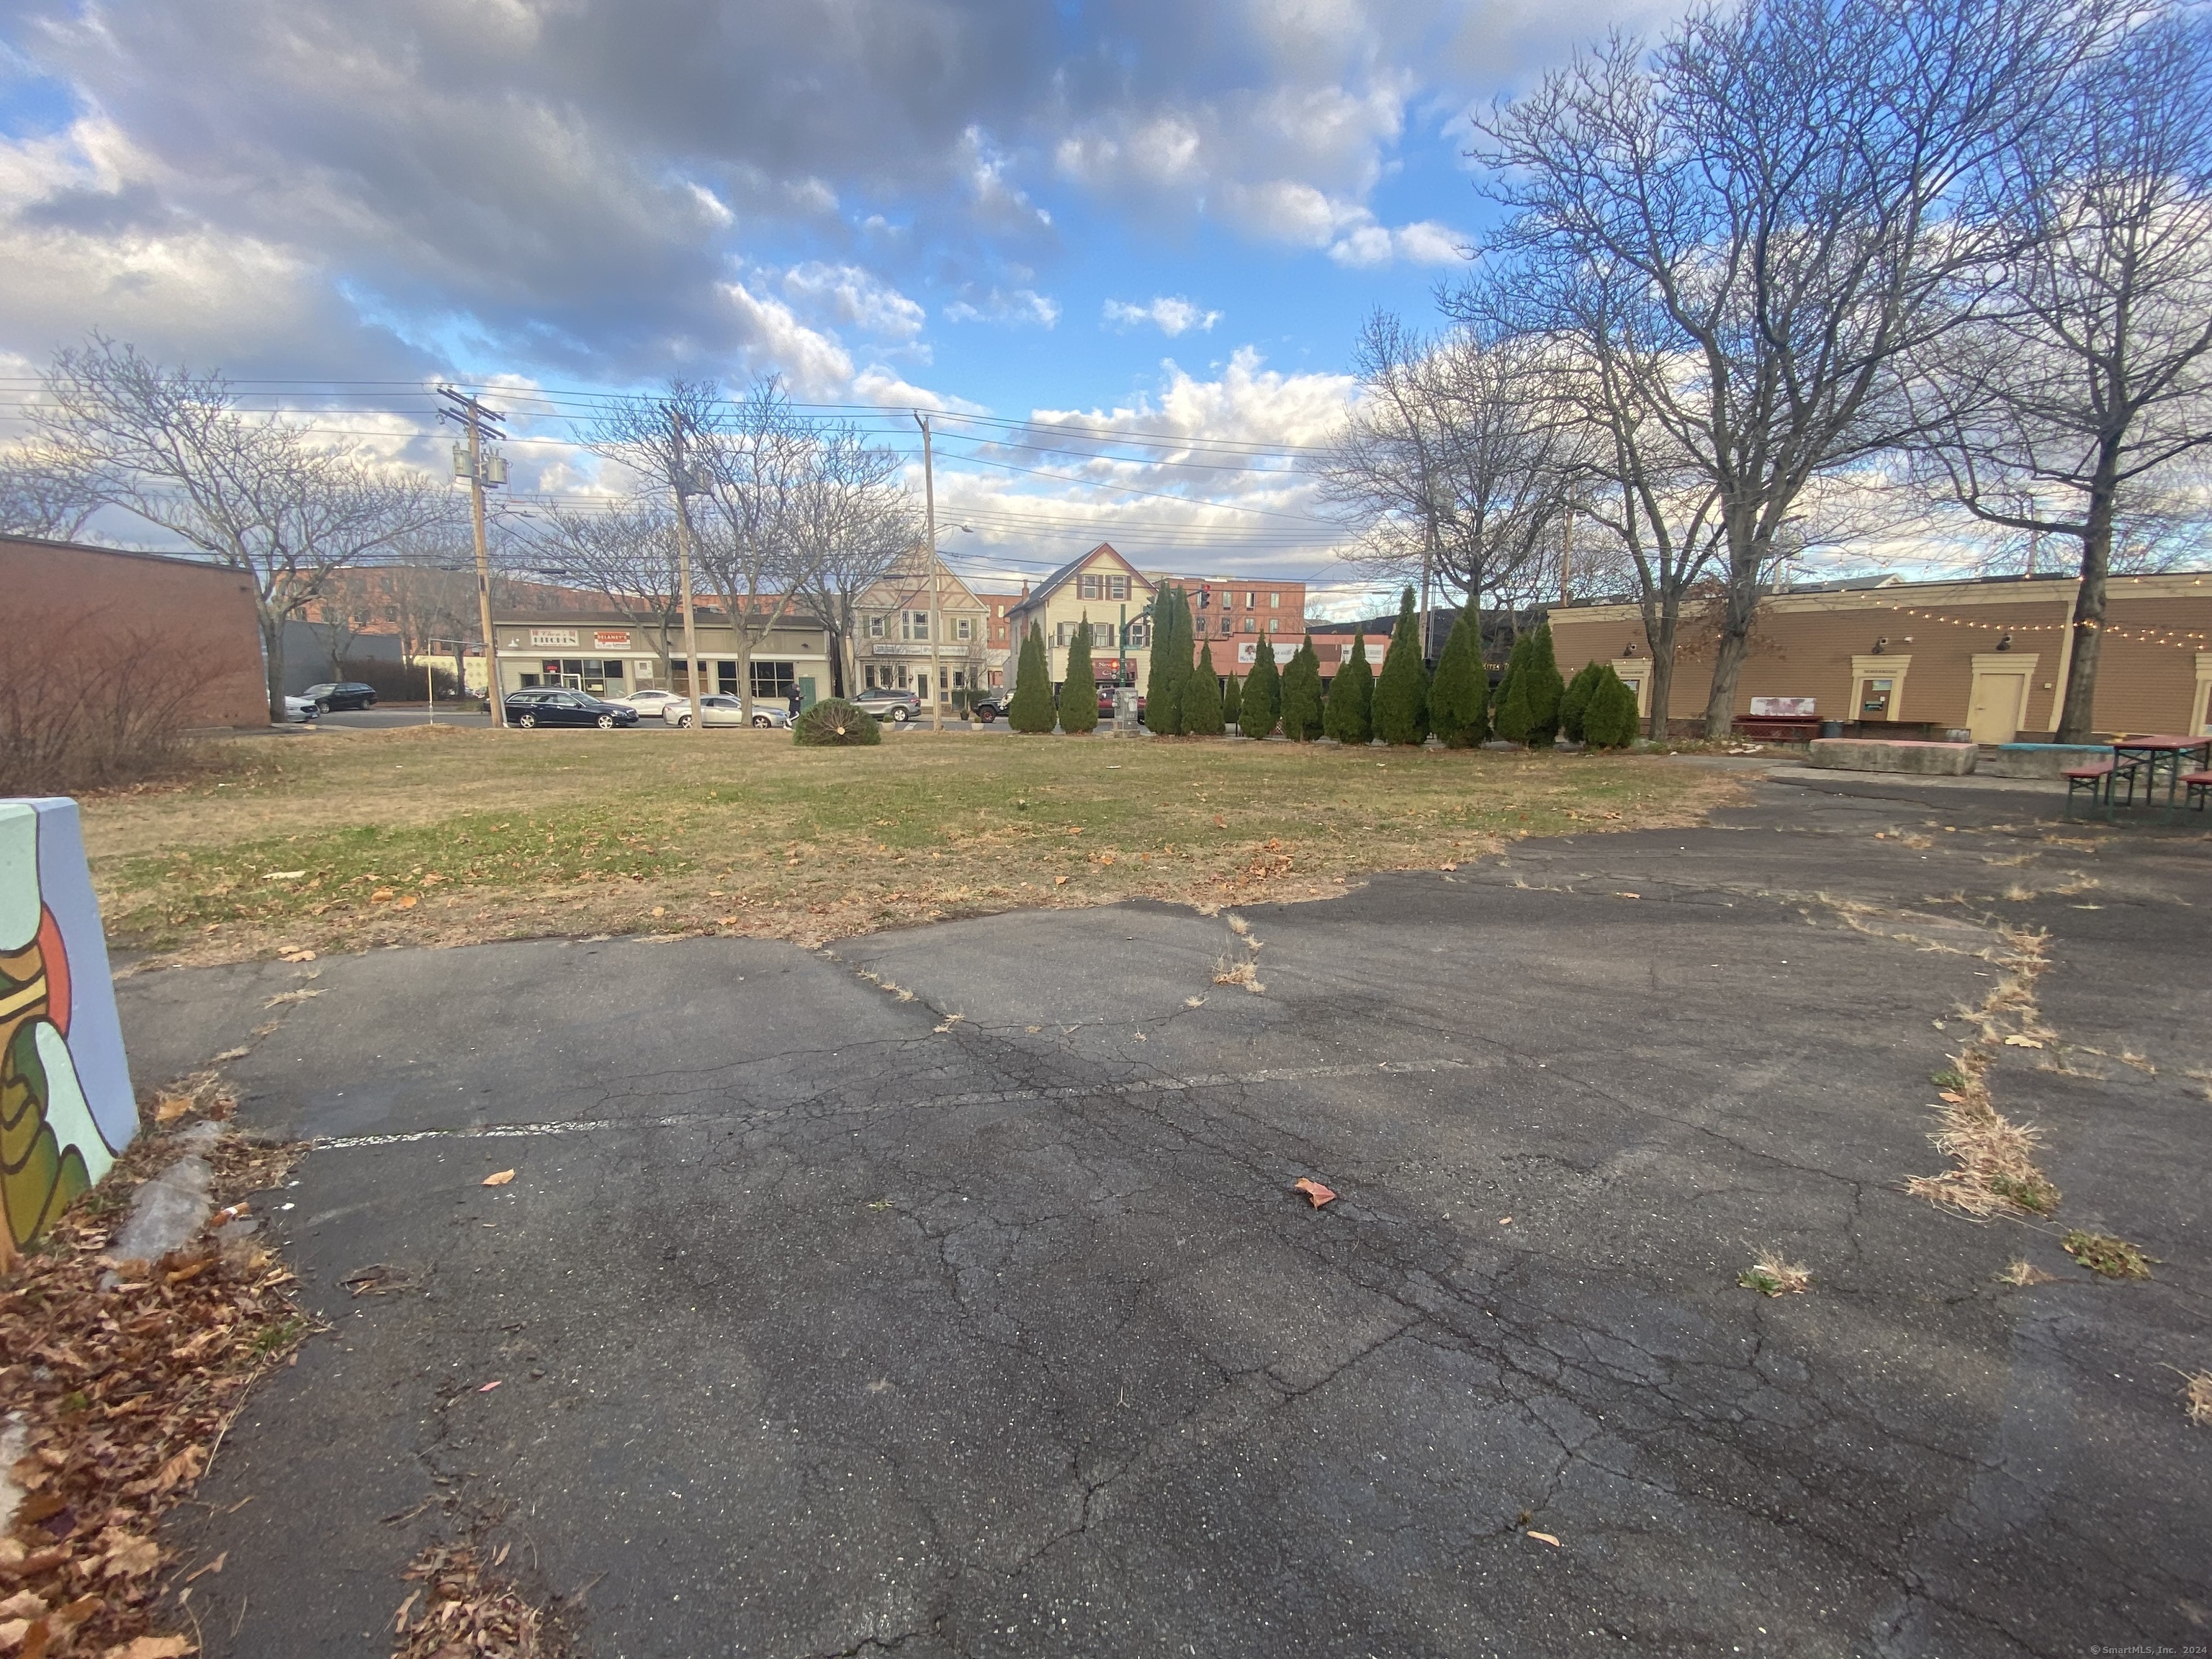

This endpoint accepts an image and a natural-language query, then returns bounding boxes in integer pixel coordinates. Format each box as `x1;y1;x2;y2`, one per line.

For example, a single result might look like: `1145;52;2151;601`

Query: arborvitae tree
1146;584;1187;734
1241;637;1281;737
1583;666;1641;748
1492;634;1535;745
1222;671;1242;732
1429;603;1489;748
1060;613;1099;734
1323;631;1373;745
1371;586;1431;746
1523;622;1566;747
1183;642;1226;734
1559;660;1605;743
1008;621;1056;733
1280;634;1324;740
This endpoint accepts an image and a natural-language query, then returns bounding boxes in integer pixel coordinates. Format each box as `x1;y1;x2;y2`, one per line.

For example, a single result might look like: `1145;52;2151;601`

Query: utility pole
668;405;704;733
437;387;508;727
916;412;943;732
1559;504;1573;605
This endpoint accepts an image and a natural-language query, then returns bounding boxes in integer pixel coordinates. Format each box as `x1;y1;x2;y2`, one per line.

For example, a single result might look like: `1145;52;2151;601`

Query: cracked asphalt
118;768;2210;1658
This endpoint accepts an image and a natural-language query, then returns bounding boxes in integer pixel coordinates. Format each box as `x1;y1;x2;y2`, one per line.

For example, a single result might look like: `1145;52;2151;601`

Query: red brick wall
4;536;269;729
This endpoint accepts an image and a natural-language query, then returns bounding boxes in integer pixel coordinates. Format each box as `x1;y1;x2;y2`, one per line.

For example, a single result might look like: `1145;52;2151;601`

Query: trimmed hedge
1583;665;1641;748
1183;642;1226;734
1371;586;1431;746
1241;637;1281;737
1560;660;1604;743
1429;603;1488;747
1061;613;1100;734
1280;634;1323;741
1008;622;1056;733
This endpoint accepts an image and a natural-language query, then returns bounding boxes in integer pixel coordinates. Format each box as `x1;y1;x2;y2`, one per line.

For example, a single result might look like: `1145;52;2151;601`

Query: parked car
852;686;922;722
609;688;687;718
281;694;320;723
300;680;377;712
502;688;639;729
667;695;790;729
966;693;1005;722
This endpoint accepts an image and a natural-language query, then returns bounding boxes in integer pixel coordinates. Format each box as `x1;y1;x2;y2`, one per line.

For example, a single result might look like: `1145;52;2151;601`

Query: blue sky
0;0;1671;605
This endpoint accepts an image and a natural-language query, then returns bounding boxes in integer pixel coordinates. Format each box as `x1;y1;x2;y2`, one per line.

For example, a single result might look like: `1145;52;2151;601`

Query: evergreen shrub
1322;632;1372;745
1060;613;1099;734
1371;587;1430;745
1008;622;1056;733
792;698;881;746
1183;642;1226;734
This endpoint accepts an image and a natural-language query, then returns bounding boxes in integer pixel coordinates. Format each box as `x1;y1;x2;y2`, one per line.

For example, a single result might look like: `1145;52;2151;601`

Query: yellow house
1004;544;1158;688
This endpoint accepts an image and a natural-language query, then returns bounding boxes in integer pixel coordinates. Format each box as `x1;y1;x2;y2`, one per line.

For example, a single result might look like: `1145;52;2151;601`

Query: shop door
1968;671;2027;743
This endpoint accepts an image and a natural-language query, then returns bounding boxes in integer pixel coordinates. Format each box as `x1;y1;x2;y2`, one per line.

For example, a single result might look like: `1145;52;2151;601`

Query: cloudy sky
0;0;1669;601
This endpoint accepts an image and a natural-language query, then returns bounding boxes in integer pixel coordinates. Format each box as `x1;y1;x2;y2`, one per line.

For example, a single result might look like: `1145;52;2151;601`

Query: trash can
1818;720;1843;739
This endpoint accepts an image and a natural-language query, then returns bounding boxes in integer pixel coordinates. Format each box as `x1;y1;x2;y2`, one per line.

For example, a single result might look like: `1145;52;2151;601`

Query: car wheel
675;714;693;728
597;714;616;729
891;707;910;721
752;714;774;727
517;711;537;728
314;700;331;714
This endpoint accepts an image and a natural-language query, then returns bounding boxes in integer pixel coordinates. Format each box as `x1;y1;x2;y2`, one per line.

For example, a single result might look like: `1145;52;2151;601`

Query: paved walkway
120;772;2211;1658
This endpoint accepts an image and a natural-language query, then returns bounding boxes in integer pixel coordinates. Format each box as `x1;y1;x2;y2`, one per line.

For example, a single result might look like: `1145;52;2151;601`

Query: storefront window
751;661;796;700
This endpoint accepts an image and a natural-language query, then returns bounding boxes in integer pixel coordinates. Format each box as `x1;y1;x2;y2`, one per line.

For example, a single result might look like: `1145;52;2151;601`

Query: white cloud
943;287;1060;328
779;261;926;340
1325;216;1466;268
1102;296;1222;337
716;279;855;397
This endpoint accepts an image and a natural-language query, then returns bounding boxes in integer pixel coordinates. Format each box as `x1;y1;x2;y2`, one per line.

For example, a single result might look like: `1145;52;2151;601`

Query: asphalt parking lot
119;769;2211;1658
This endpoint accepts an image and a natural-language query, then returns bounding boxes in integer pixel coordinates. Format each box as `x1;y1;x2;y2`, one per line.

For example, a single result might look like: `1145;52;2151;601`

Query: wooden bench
2063;757;2141;820
2184;769;2212;814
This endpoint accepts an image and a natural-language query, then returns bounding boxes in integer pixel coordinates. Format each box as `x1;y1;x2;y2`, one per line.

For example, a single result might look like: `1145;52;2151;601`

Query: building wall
1547;574;2212;737
4;535;268;728
493;613;831;703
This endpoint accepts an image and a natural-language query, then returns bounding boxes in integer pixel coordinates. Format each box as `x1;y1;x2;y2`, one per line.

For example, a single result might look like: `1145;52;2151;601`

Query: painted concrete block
1982;744;2113;779
1807;739;1979;776
1;797;136;1265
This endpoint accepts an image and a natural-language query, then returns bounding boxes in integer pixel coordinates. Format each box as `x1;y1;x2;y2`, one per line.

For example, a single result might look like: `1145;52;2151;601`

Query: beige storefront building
493;610;833;707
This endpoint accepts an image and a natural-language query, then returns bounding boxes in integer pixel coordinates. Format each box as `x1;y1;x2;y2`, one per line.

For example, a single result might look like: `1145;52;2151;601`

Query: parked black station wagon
300;680;379;711
503;688;639;729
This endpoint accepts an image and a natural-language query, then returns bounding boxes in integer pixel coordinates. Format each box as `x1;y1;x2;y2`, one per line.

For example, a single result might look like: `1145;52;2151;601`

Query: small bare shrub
0;603;214;794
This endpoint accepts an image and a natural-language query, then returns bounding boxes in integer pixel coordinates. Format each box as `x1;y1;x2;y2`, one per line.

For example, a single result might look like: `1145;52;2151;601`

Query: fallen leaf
0;1592;45;1621
279;949;317;963
1213;814;1226;828
210;1047;251;1062
481;1169;516;1187
153;1098;192;1124
2003;1035;2043;1048
1527;1530;1562;1547
650;907;666;918
1615;891;1641;899
99;1533;160;1579
0;1619;27;1650
1292;1178;1337;1208
392;1590;421;1634
392;895;418;911
1938;1090;1965;1103
478;1380;502;1393
1499;1217;1513;1226
53;1595;100;1632
108;1638;197;1658
1053;875;1069;886
369;889;395;902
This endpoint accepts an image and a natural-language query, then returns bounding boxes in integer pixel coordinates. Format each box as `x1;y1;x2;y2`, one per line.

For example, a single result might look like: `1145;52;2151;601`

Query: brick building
1547;571;2212;740
4;534;268;728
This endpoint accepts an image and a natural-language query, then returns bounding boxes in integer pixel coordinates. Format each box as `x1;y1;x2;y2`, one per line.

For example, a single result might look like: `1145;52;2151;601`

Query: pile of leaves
392;1540;552;1659
0;1137;306;1659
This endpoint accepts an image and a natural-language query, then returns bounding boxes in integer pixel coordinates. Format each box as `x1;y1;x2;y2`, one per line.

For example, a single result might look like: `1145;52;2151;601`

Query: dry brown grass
1999;1259;2060;1287
1907;926;2065;1220
1738;1251;1811;1296
2172;1368;2212;1427
83;724;1732;968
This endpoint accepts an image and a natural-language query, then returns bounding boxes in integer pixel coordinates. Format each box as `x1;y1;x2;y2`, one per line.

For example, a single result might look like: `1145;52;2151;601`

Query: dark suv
503;688;639;729
301;681;378;712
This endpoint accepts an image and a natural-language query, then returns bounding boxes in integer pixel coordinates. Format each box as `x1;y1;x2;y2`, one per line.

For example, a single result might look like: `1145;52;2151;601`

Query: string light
1879;596;2211;650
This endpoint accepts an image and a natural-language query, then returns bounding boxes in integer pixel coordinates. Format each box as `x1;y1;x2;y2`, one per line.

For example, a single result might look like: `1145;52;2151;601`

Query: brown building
5;534;268;728
1547;572;2212;742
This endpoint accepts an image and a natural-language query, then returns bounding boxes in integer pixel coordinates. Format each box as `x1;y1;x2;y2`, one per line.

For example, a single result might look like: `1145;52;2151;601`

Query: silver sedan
666;695;792;729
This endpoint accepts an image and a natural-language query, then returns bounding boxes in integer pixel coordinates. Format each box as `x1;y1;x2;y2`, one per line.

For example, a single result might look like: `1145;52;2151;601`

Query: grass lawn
81;724;1736;966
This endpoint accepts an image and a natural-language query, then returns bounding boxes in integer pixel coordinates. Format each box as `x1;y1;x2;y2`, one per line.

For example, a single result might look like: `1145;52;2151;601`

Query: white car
608;688;688;717
282;695;320;723
666;694;792;729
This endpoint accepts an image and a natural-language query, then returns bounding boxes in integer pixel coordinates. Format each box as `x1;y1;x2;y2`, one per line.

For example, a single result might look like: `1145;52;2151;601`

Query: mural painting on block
1;799;137;1266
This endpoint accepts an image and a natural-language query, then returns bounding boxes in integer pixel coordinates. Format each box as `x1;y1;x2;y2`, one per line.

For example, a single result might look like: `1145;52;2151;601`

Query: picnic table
2064;734;2212;822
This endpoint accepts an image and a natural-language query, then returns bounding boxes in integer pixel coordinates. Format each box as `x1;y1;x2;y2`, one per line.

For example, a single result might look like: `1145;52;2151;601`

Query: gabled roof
863;555;986;613
1010;543;1154;615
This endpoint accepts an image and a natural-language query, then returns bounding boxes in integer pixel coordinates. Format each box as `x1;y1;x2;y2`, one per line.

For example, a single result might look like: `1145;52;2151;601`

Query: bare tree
1478;0;2108;735
1318;312;1585;641
521;504;688;684
593;378;827;719
0;443;102;540
788;426;922;697
1902;9;2212;738
35;336;451;719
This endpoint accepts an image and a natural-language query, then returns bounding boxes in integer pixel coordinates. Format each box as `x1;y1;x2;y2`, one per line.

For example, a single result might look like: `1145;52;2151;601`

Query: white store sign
529;629;580;649
1236;641;1298;665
